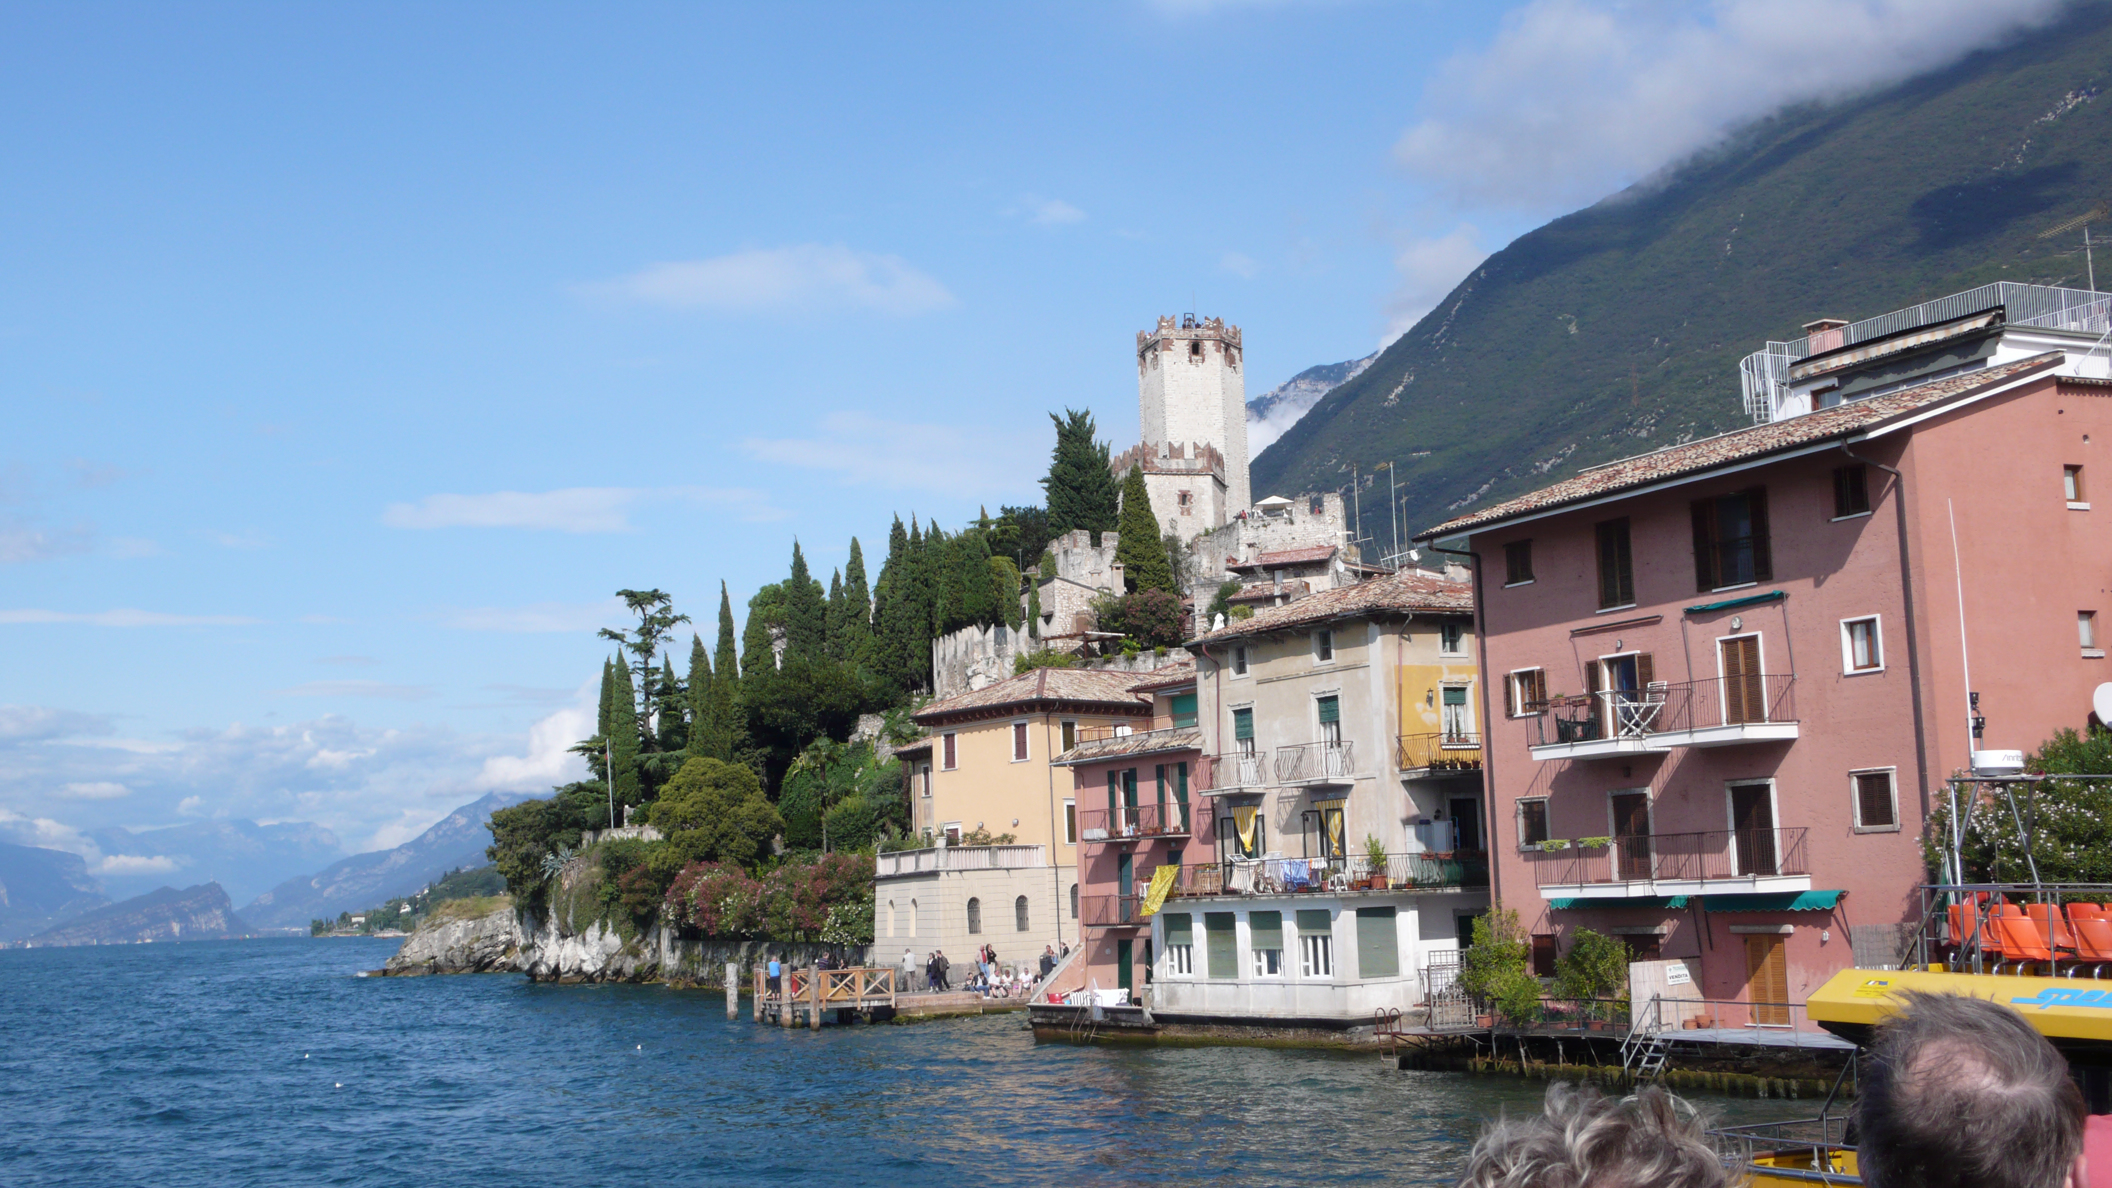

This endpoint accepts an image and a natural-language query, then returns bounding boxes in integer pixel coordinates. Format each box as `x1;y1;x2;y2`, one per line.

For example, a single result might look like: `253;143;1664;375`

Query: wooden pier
750;966;899;1028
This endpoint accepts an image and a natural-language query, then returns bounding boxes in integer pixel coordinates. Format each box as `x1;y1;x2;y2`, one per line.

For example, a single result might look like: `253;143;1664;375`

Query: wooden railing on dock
749;966;899;1030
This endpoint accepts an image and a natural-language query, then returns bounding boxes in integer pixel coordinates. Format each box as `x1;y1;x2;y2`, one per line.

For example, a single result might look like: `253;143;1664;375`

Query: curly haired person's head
1457;1082;1725;1188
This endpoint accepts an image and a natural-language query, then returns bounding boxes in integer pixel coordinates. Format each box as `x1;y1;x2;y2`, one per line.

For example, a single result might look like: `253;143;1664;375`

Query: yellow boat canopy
1808;967;2112;1051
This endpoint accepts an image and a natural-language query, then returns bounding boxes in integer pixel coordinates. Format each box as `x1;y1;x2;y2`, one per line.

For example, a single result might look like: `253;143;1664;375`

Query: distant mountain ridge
1246;353;1376;456
242;790;534;929
91;818;342;905
0;843;109;942
1253;4;2112;538
28;882;250;947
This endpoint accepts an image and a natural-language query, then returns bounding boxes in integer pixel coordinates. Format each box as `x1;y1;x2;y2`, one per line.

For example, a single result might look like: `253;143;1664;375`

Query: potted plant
1575;836;1613;850
1363;834;1391;889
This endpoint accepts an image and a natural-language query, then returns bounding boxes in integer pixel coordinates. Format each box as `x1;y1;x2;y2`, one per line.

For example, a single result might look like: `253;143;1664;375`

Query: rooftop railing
1524;828;1808;885
874;843;1047;878
1397;731;1482;772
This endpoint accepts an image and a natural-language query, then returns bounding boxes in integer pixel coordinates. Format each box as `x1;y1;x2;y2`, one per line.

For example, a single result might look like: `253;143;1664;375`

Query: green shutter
1107;771;1119;815
1233;707;1253;741
1156;764;1167;806
1249;910;1283;952
1296;909;1332;935
1123;768;1138;809
1443;687;1467;706
1317;696;1340;724
1205;912;1237;979
1174;762;1188;804
1171;692;1197;728
1162;913;1193;945
1355;907;1399;979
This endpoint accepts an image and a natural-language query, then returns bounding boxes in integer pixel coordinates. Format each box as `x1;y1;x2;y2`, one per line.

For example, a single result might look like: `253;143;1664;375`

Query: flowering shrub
662;852;874;943
663;862;764;938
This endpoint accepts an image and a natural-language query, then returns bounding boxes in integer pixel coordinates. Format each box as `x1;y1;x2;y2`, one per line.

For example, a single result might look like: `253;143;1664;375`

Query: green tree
839;536;872;666
1026;577;1043;639
648;757;786;871
871;517;921;697
1927;727;2112;884
597;589;691;748
782;542;828;661
988;555;1022;629
607;655;642;812
656;655;684;751
1096;588;1183;648
1460;906;1542;1025
825;569;847;659
1115;464;1177;594
1207;579;1243;623
957;529;996;627
742;582;786;677
683;633;712;758
1552;928;1630;1007
1042;408;1119;546
996;505;1053;570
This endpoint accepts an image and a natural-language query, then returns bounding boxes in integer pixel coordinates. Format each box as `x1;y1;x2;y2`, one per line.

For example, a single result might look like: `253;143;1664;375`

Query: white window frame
1010;718;1031;763
1507;668;1545;718
1232;645;1250;678
1440;682;1475;738
1439;621;1467;656
1299;931;1333;979
1850;767;1901;833
1722;778;1781;871
1314;629;1334;664
1840;615;1884;675
1060;719;1078;751
1713;632;1766;720
942;732;958;770
943;822;962;845
1312;688;1343;745
2084;611;2103;657
1063;798;1077;845
2067;464;2087;508
1166;941;1193;977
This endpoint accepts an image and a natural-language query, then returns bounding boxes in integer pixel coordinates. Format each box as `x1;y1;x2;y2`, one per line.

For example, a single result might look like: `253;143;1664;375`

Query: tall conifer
783;541;827;660
608;654;642;815
685;634;712;760
824;569;847;659
958;530;996;626
714;582;740;682
1042;408;1120;547
841;537;872;666
1116;464;1177;594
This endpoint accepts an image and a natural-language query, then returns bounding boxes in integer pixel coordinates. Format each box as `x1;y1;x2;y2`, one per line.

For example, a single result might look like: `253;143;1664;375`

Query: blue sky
0;0;2064;876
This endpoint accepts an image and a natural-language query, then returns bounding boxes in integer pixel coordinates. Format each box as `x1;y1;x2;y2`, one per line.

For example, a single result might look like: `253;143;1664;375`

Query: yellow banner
1139;864;1177;917
1233;805;1258;854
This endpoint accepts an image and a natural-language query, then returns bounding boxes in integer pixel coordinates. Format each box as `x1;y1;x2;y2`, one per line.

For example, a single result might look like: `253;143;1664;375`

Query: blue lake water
0;938;1800;1186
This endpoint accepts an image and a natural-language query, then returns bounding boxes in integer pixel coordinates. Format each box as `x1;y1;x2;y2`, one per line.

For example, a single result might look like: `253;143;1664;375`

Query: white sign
1665;962;1693;986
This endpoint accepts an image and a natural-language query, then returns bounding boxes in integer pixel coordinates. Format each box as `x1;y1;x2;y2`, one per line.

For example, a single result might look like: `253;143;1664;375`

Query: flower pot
1368;876;1390;891
1476;1014;1493;1029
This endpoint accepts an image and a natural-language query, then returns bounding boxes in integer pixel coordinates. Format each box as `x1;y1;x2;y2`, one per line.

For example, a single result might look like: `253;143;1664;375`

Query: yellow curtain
1139;863;1177;917
1233;805;1258;854
1327;808;1345;858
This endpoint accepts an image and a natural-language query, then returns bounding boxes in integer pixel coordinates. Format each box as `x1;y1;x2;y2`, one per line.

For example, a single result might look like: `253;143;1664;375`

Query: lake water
0;938;1803;1186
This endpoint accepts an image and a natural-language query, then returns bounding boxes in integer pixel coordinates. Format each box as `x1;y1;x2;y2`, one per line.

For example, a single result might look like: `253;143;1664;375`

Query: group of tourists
1458;991;2095;1188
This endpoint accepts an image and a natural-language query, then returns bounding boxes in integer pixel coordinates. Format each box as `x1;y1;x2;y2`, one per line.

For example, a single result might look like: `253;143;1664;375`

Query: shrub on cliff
647;757;784;871
760;853;875;943
487;782;604;903
663;861;764;938
1095;588;1183;649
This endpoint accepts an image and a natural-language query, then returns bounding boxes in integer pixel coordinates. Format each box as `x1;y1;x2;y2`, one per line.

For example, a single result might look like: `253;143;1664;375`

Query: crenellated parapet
1107;440;1228;480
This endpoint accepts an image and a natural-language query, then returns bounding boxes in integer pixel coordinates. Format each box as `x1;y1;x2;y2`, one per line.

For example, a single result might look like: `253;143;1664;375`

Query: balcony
1212;751;1270;791
1526;675;1798;760
1076;802;1194;843
1081;893;1147;927
1397;731;1483;775
1156;851;1488;899
874;844;1047;878
1274;740;1356;785
1526;828;1811;899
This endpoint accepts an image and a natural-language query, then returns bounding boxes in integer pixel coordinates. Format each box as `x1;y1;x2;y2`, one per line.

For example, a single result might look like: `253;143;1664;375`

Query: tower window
1190;340;1203;359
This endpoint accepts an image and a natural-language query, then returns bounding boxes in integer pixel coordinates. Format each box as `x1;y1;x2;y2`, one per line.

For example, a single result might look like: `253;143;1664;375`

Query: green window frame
1233;707;1254;742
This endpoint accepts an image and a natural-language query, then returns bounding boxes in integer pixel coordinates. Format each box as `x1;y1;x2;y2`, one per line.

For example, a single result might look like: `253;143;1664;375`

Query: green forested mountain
1254;2;2112;539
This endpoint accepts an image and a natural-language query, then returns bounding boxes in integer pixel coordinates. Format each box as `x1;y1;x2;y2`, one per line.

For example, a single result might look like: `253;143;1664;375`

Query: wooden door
1720;636;1764;724
1730;784;1777;875
1612;792;1652;880
1745;935;1790;1025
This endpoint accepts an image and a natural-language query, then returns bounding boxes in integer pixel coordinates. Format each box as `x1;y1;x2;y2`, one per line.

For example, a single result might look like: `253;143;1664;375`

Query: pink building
1417;282;2112;1022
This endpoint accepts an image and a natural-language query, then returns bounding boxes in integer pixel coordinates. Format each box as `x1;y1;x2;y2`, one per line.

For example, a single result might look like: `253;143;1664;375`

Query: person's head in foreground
1456;1082;1725;1188
1858;990;2086;1188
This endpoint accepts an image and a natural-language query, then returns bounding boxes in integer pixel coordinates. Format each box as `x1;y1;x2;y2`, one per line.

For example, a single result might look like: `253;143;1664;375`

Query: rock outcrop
382;896;522;975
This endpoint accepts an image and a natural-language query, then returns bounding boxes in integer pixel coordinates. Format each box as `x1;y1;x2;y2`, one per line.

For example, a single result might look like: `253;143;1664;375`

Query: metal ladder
1619;994;1670;1081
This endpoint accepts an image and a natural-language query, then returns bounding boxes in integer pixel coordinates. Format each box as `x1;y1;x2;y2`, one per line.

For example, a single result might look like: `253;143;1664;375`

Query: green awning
1702;890;1845;913
1685;589;1786;615
1547;896;1688;910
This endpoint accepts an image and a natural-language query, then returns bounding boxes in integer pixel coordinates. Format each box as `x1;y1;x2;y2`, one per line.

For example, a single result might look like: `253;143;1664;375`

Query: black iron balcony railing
1528;675;1797;747
1274;739;1356;783
1076;802;1193;842
1524;828;1809;885
1397;731;1482;772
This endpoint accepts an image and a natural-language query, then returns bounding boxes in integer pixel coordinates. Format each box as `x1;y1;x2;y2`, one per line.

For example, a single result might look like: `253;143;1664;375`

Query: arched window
967;897;982;934
1069;883;1079;919
1015;895;1030;932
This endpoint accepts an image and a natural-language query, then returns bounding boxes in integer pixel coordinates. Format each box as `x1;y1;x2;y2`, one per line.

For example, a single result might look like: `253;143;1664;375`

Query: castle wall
1191;492;1356;586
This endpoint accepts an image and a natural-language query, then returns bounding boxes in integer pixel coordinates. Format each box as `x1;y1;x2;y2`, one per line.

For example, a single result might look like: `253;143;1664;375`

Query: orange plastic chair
1997;916;2059;972
2029;903;2077;951
2073;917;2112;968
2069;903;2108;921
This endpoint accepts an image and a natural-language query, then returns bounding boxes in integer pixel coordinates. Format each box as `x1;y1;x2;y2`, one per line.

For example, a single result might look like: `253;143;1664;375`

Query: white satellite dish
2094;682;2112;725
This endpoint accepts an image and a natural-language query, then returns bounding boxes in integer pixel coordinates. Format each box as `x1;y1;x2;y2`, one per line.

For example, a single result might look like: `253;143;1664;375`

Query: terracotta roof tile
1188;569;1471;645
1417;353;2063;540
912;665;1151;723
1127;661;1197;693
1053;725;1203;765
1228;545;1337;569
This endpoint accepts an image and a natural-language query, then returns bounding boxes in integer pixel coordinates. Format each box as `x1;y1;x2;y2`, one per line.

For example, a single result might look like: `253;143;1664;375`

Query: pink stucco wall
1065;749;1205;995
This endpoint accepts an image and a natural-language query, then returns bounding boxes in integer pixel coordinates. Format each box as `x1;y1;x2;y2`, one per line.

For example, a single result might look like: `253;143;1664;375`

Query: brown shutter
1747;487;1773;582
1636;653;1655;687
1691;500;1716;592
1584;661;1603;738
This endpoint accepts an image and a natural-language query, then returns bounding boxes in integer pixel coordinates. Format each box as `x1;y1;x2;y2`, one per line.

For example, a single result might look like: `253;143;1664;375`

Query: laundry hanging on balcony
1139;864;1177;918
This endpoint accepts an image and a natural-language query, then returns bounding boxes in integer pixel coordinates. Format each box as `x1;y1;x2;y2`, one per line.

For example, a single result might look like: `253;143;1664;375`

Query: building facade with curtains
1122;569;1491;1022
1416;286;2112;1026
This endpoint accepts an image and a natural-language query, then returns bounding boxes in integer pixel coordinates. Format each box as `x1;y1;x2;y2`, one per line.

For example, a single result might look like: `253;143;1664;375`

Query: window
966;897;982;934
1518;798;1550;847
1233;706;1256;754
1015;895;1030;932
1297;910;1333;978
1204;912;1238;978
1853;769;1899;831
944;823;962;845
918;762;932;797
1355;906;1400;979
1232;645;1249;676
1011;721;1029;762
1179;490;1193;515
1063;799;1076;844
1170;692;1198;728
1692;488;1773;591
942;732;958;770
1061;720;1077;751
1441;687;1471;740
1069;883;1078;919
1505;540;1534;585
1163;913;1193;975
1834;465;1870;518
2067;465;2086;506
1842;617;1883;673
1440;622;1465;654
1250;910;1284;977
1317;695;1341;744
1315;629;1334;662
1190;339;1204;359
1507;669;1548;717
1531;934;1558;977
1595;518;1635;608
2084;611;2101;654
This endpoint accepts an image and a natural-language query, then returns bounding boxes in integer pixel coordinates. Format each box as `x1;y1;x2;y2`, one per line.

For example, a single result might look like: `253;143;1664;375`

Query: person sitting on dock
1039;946;1057;980
1856;991;2086;1188
1456;1082;1724;1188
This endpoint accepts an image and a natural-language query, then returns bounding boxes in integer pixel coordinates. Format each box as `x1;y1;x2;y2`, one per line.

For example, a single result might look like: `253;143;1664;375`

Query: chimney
1803;318;1850;354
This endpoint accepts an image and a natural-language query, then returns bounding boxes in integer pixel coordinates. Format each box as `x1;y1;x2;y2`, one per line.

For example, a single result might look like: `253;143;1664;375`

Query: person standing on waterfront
934;950;950;991
901;948;915;992
766;954;781;996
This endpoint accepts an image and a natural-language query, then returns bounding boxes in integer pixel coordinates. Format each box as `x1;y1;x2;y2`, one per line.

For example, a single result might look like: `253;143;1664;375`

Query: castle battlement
1136;313;1243;356
1135;313;1250;517
1107;440;1228;481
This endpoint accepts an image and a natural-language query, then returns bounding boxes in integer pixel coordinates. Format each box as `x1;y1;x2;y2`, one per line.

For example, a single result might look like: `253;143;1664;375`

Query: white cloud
442;599;628;634
382;486;780;533
1220;252;1259;279
60;781;129;800
1385;224;1489;343
0;808;96;857
176;796;203;815
1020;196;1087;226
271;681;433;701
743;412;1046;501
0;608;262;627
588;244;956;316
1395;0;2066;211
0;521;92;564
0;705;114;743
97;853;180;875
471;685;595;794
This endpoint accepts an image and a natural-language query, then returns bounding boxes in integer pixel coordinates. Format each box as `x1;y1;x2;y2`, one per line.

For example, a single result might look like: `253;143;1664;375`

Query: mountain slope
241;791;532;929
90;818;342;906
0;843;109;942
28;882;250;947
1254;4;2112;537
1246;353;1377;456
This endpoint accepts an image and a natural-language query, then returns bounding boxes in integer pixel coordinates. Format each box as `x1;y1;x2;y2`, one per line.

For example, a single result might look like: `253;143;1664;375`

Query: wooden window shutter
1857;772;1896;828
1317;695;1340;724
1108;771;1120;815
1530;669;1547;708
1355;907;1400;978
1691;500;1716;592
1636;653;1655;687
1747;487;1773;582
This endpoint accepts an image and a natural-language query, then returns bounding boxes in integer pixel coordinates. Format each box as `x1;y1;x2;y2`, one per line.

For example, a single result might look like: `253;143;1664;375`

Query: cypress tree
872;517;917;696
657;655;683;750
692;584;747;764
907;518;933;689
1042;408;1120;547
841;537;872;666
596;657;615;740
824;569;847;659
742;583;784;676
783;541;827;660
714;582;740;682
989;555;1022;629
958;530;996;626
684;633;713;760
608;654;642;816
1116;464;1177;594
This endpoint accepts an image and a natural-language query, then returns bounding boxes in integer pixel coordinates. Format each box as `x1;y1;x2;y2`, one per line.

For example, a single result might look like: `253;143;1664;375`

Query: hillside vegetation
1255;4;2112;537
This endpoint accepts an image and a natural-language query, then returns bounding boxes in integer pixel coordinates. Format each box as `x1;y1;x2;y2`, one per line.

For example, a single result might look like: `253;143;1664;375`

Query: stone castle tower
1132;314;1251;540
